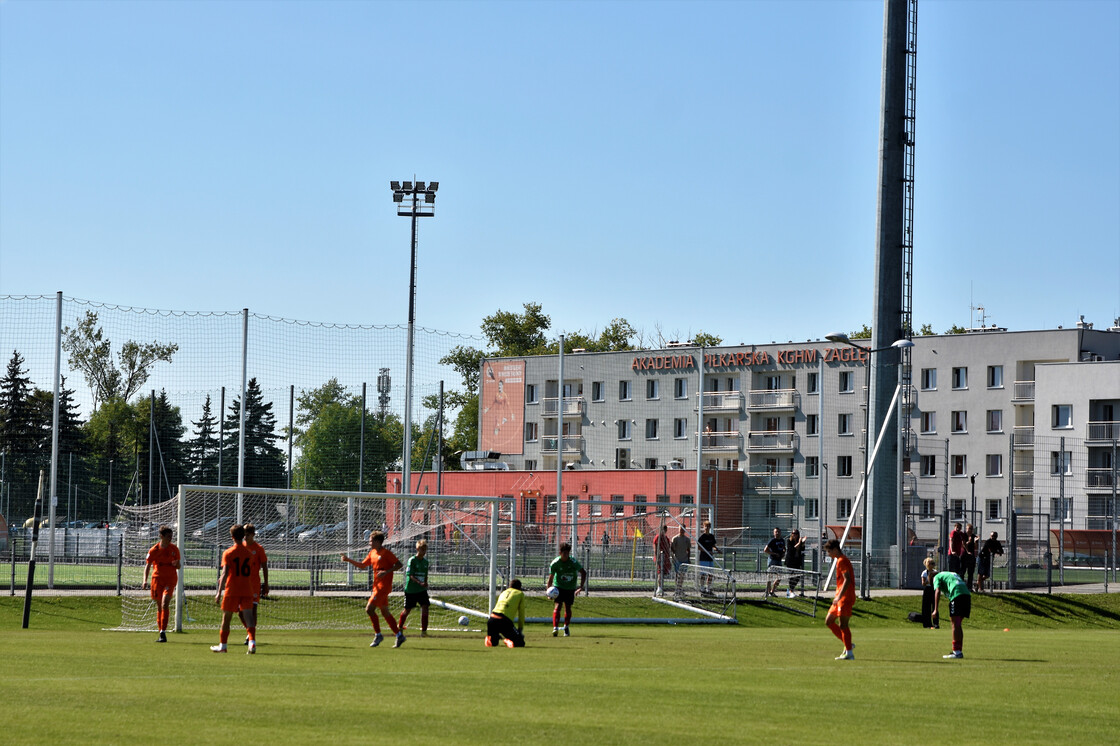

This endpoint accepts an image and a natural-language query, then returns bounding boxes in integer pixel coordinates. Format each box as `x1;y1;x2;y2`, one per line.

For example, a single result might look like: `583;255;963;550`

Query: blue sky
1;0;1117;346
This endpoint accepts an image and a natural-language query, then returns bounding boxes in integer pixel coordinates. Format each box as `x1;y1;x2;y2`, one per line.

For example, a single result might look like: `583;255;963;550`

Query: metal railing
541;435;584;454
1012;380;1036;401
696;391;743;412
746;390;800;410
695;431;743;451
1086;422;1120;442
746;430;798;451
541;397;584;417
1012;426;1035;448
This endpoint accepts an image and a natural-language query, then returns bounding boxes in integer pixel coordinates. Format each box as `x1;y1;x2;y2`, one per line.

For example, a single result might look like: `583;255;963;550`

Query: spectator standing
764;527;786;597
976;531;1004;593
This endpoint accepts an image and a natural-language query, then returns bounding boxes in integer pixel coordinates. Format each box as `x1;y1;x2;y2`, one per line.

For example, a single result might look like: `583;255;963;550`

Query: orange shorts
368;583;393;608
221;594;254;613
150;579;176;602
829;600;854;618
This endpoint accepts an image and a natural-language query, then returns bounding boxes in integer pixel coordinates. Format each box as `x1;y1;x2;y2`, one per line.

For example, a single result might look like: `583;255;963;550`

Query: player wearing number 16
211;524;256;654
341;531;405;648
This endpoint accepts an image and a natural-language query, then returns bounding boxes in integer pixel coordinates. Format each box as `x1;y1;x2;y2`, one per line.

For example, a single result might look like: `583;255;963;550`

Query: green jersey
549;556;583;590
932;571;970;600
404;555;429;594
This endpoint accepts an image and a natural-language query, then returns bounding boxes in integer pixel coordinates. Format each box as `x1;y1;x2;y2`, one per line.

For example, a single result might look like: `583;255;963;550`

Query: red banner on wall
479;360;525;455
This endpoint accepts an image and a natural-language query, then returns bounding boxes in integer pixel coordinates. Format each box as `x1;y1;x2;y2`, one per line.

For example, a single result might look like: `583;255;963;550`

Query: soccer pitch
3;595;1118;745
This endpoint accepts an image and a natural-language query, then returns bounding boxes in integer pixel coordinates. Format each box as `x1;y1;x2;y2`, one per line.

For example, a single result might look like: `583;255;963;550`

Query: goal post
112;485;513;633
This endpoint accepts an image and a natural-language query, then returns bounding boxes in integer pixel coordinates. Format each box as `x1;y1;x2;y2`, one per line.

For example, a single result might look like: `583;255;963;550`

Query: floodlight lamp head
428;181;439;191
402;181;413;191
390;181;401;190
415;181;426;191
392;192;404;203
424;192;435;203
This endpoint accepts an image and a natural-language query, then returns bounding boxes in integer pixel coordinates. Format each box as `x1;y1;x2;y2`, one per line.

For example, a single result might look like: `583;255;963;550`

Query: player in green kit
397;539;431;637
547;542;587;637
931;570;971;659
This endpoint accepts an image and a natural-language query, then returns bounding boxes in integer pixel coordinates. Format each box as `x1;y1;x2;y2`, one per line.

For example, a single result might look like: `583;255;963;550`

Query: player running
547;542;587;637
143;525;180;643
824;539;856;660
397;539;430;637
486;578;526;648
242;523;269;648
342;531;405;648
212;524;256;654
931;570;971;659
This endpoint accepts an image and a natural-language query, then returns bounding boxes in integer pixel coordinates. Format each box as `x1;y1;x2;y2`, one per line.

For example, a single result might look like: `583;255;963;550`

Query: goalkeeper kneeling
486;578;526;648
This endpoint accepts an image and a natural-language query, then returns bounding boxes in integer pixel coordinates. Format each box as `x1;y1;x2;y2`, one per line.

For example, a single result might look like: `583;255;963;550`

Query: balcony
901;471;917;496
900;385;919;411
541;397;584;418
696;391;744;413
746;389;800;411
541;435;584;455
746;430;798;451
1086;421;1120;443
1012;426;1034;449
1012;380;1035;402
1086;468;1116;491
696;431;743;452
1012;470;1034;495
746;471;797;494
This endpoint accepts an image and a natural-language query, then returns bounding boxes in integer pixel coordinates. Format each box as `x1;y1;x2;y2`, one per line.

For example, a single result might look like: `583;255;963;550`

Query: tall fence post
116;536;123;595
1008;511;1017;590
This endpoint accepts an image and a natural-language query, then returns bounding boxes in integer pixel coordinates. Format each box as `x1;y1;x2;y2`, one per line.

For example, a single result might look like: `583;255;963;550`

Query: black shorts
487;613;525;647
949;595;971;619
554;587;576;606
404;590;430;610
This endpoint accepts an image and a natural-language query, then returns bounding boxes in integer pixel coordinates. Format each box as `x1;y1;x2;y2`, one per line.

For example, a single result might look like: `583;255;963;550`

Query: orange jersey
358;547;399;590
221;543;255;598
146;542;180;583
245;541;268;593
833;555;856;604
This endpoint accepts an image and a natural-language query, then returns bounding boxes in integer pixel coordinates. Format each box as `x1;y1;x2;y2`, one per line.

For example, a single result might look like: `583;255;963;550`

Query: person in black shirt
976;531;1004;593
785;529;807;597
697;520;719;595
764;527;786;597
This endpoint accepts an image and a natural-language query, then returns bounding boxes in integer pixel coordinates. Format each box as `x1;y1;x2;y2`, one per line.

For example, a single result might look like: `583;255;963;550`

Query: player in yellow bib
486;578;526;648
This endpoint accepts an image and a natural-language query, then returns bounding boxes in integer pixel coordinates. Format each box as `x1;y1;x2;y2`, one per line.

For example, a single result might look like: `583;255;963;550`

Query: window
837;498;852;520
921;368;937;390
987;365;1003;388
524;459;536;471
591;381;604;402
764;499;779;517
805;456;819;478
951;411;967;433
619;380;632;401
634;495;647;514
546;497;557;516
951;455;967;476
646;379;659;400
921;454;936;477
1050;497;1072;522
807;371;819;394
645;418;659;440
839;371;854;393
837;455;853;478
524;422;538;442
952;367;968;389
674;418;687;439
766;375;782;391
920;499;936;518
645;458;658;469
525;384;538;404
1050;451;1073;476
806;414;819;436
950;500;965;520
987;499;1002;521
838;413;852;436
617;420;632;440
674;378;687;399
765;416;780;432
611;495;624;515
987;409;1003;433
921;411;936;434
805;498;819;520
1052;405;1072;429
986;454;1002;477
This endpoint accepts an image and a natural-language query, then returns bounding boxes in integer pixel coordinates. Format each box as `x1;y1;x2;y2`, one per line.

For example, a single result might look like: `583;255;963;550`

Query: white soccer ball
457;615;470;627
546;585;560;600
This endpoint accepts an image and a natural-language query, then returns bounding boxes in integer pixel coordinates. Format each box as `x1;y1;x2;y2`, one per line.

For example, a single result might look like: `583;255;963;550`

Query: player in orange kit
824;539;856;660
241;523;269;648
211;524;256;654
144;525;180;643
342;531;405;648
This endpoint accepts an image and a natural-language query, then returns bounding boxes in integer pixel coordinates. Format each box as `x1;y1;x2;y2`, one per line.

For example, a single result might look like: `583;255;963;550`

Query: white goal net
113;485;511;632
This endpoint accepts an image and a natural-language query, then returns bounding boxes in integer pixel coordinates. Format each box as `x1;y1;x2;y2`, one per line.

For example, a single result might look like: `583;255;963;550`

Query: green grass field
3;593;1119;745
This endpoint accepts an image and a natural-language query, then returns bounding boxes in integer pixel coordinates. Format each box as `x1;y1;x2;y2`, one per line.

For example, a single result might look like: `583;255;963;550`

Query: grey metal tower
867;0;917;588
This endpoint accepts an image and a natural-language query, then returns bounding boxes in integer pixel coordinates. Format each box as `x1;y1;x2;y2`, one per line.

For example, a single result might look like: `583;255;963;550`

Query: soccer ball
546;585;560;600
457;615;470;627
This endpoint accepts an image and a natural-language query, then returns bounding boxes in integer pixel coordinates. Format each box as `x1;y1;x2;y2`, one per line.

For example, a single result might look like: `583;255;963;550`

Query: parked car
252;521;286;540
298;520;349;542
191;516;237;539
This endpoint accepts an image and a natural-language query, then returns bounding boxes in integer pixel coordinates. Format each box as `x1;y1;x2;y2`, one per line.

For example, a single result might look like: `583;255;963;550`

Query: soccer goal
112;485;513;633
